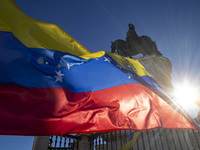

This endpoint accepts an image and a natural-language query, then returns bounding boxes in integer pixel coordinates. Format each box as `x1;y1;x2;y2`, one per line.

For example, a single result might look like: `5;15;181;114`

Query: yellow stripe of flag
0;0;90;56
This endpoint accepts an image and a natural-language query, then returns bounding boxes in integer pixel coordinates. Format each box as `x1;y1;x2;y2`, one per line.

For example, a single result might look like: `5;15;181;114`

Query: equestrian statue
111;24;162;57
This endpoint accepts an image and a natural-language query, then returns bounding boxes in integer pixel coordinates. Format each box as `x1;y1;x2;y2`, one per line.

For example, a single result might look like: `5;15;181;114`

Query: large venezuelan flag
0;0;197;135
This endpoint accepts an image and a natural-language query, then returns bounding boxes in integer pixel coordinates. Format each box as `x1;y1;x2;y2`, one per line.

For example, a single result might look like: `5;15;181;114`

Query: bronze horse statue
111;38;147;57
111;24;162;57
111;40;130;57
139;35;162;56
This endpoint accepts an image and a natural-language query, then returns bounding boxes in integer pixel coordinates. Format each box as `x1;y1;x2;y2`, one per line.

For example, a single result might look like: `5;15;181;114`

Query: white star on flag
55;70;64;83
127;72;133;79
104;57;111;63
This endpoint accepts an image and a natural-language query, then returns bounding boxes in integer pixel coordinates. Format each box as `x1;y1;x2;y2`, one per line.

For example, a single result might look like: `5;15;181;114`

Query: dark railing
48;134;80;150
48;129;200;150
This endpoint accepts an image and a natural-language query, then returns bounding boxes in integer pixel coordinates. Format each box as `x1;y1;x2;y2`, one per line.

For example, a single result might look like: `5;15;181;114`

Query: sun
173;80;199;110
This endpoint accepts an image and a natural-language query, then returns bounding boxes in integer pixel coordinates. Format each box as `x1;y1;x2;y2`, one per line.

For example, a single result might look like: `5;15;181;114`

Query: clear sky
1;0;200;149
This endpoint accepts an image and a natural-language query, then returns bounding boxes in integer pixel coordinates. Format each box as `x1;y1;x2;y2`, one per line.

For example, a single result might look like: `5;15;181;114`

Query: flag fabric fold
0;0;197;135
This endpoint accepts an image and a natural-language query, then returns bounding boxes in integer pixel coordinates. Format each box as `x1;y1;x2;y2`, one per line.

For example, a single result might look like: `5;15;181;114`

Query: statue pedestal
139;55;173;96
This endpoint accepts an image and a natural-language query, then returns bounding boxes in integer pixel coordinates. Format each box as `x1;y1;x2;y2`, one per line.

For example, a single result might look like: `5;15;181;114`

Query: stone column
32;136;50;150
74;134;90;150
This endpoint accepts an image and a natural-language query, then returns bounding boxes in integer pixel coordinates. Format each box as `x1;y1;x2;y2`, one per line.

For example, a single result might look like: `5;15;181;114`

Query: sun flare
173;81;199;109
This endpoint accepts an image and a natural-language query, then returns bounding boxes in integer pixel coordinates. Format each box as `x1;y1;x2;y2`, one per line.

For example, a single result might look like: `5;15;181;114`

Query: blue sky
1;0;200;149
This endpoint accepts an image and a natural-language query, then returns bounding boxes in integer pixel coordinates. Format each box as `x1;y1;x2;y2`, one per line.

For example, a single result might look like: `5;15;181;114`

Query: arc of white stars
55;70;64;83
